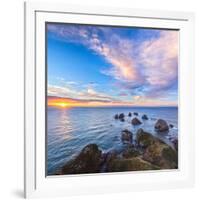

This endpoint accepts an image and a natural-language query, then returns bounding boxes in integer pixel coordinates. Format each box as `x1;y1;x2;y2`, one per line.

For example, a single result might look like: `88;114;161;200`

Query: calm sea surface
47;107;178;175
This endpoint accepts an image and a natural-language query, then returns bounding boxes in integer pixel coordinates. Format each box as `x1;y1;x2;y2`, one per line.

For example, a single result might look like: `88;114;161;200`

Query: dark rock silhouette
128;112;132;117
142;114;148;120
118;113;125;119
131;117;142;125
114;114;119;119
133;112;138;116
155;119;169;132
121;129;133;144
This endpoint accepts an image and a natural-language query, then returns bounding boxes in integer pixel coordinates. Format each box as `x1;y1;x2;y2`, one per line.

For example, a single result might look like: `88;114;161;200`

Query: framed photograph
24;1;195;198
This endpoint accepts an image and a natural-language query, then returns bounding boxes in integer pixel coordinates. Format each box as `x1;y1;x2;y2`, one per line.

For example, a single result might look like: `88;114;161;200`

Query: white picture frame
24;1;195;198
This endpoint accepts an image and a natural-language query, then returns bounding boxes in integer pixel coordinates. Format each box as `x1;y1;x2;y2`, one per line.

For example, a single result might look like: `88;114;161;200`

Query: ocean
47;106;178;175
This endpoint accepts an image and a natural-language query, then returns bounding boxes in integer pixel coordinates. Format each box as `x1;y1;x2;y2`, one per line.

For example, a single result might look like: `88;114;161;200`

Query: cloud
48;84;118;103
48;24;178;104
138;31;178;93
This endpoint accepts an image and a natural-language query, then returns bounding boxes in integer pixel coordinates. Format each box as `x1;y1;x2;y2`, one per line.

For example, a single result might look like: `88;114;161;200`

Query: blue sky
47;23;178;107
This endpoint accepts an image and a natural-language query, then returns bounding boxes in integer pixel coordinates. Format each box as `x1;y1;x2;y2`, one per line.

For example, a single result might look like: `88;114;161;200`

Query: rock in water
119;113;125;119
120;118;125;122
142;114;148;120
114;114;119;119
131;117;142;125
133;112;138;116
169;124;174;128
121;129;133;144
61;144;102;174
155;119;169;132
128;112;132;117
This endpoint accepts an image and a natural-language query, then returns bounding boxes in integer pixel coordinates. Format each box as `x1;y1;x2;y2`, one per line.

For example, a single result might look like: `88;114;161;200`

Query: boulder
121;129;133;144
169;124;174;128
155;119;169;132
143;142;178;169
128;112;132;117
120;118;125;122
136;129;178;169
142;114;148;120
61;144;102;174
136;128;158;148
118;113;125;119
103;150;118;165
114;114;119;119
133;112;138;116
106;157;160;172
131;117;142;125
122;146;140;158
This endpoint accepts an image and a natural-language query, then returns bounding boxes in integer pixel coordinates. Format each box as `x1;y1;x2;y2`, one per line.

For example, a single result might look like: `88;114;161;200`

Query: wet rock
136;128;158;148
136;129;178;169
61;144;102;174
128;112;132;117
131;117;142;125
120;118;125;122
119;113;125;120
106;157;160;172
169;124;174;128
143;142;178;169
121;129;133;144
155;119;169;132
122;146;140;158
133;112;138;116
114;114;119;119
142;114;148;120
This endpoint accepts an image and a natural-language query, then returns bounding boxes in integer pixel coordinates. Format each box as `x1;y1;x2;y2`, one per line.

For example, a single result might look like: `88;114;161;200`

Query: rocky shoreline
54;112;178;175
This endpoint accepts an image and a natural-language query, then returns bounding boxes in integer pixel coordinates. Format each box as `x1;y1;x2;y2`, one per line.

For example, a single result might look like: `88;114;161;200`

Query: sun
57;102;69;108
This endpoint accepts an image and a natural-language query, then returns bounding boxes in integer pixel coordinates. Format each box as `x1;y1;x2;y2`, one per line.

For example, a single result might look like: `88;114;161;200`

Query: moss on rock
107;157;160;172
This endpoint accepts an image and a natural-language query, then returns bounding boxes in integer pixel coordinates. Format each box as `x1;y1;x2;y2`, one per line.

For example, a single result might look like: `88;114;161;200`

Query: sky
47;23;178;107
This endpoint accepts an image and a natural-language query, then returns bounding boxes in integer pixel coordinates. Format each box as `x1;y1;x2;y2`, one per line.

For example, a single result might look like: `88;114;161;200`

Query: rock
104;150;118;164
128;112;132;117
114;114;119;119
120;118;125;122
143;142;178;169
61;144;102;174
121;129;133;144
106;157;160;172
172;139;178;151
122;146;140;158
155;119;169;132
131;117;142;125
136;128;158;148
142;114;148;120
119;113;125;119
133;112;138;116
136;129;178;169
169;124;174;128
